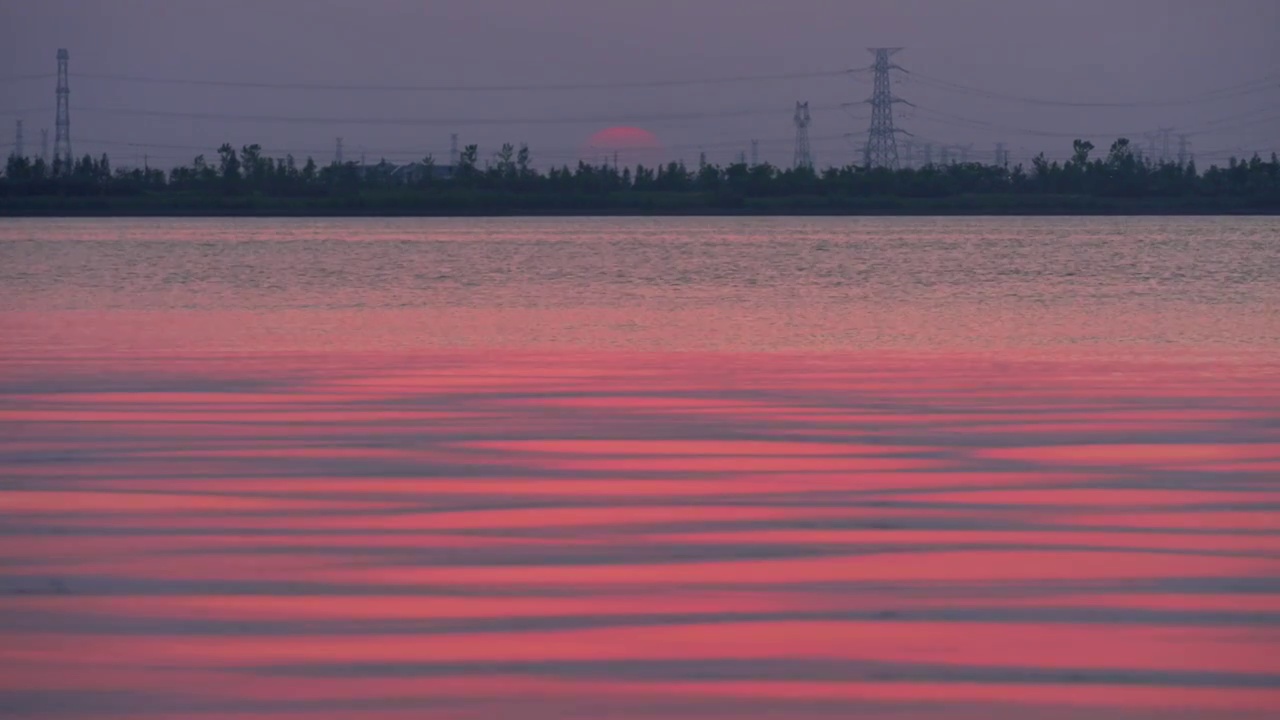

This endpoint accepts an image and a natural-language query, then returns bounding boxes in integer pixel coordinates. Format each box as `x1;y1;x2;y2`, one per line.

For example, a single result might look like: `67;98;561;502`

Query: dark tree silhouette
2;139;1277;215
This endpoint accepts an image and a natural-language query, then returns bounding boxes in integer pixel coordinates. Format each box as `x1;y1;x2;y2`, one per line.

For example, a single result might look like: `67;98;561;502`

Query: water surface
2;217;1278;719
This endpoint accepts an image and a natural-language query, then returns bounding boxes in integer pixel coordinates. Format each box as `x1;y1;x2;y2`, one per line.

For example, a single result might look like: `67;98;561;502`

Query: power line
906;70;1279;108
1192;113;1280;136
909;104;1135;138
62;104;1273;169
71;131;851;158
1181;104;1280;135
73;102;846;127
908;100;1280;141
0;73;55;83
66;131;858;170
73;68;852;93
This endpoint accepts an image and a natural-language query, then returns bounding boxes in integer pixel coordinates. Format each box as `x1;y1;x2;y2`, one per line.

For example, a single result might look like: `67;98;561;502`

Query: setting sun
582;126;665;167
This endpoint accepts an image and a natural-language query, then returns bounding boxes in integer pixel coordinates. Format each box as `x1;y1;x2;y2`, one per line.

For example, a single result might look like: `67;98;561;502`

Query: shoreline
3;191;1278;219
3;206;1277;218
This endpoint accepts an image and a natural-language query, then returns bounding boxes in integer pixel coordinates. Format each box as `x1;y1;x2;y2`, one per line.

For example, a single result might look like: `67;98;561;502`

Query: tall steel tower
863;48;906;169
449;133;459;166
793;101;813;170
1177;134;1192;167
13;120;23;159
334;137;344;165
1143;132;1160;163
54;49;71;165
1159;127;1174;164
751;139;759;166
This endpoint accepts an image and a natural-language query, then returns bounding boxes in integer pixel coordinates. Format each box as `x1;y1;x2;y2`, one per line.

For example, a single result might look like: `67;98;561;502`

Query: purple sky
2;0;1277;169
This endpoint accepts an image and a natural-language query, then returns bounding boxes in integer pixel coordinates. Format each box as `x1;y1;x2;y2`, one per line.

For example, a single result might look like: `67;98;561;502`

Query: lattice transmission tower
1159;127;1174;164
793;101;813;170
1177;134;1192;167
54;49;71;165
863;48;907;169
12;120;23;159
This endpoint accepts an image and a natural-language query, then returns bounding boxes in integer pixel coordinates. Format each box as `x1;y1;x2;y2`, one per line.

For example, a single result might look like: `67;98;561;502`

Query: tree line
2;138;1277;214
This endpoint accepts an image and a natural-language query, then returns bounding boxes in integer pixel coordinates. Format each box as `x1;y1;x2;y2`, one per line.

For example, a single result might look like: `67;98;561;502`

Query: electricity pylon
53;49;71;165
793;101;814;170
863;48;908;169
1159;127;1174;163
1143;132;1160;163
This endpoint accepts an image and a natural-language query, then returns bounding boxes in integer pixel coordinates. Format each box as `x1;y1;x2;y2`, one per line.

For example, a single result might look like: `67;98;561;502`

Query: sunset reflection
3;218;1279;719
4;348;1279;719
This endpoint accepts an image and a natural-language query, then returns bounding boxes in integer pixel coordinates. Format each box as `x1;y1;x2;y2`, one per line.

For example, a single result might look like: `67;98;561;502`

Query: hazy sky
2;0;1277;168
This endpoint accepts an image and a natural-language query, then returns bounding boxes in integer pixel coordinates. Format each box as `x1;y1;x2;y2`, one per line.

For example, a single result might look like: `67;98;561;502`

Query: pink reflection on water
2;348;1279;720
4;216;1280;719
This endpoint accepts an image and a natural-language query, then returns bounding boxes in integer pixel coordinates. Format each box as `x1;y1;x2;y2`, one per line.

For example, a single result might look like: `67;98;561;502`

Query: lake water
1;217;1278;719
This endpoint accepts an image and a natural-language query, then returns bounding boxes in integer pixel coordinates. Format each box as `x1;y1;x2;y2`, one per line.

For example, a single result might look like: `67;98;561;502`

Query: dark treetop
3;139;1278;216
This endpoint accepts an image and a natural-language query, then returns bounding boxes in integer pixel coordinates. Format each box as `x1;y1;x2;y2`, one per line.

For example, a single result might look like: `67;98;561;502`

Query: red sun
581;126;665;168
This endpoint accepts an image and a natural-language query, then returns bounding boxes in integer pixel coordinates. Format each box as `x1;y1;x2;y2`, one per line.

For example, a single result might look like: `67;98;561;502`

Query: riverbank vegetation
2;139;1277;215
